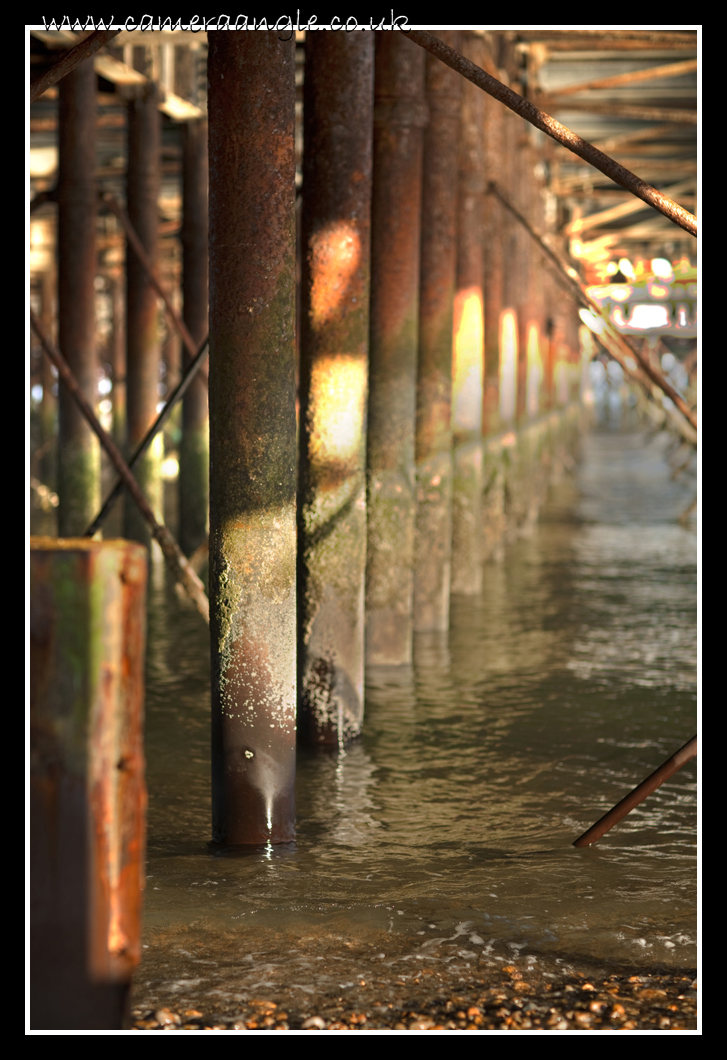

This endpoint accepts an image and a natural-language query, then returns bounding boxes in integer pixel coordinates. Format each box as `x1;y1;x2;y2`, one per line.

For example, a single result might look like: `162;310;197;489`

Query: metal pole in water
573;736;697;847
124;80;163;549
451;32;486;596
366;31;427;665
207;31;297;844
298;32;374;746
179;117;210;558
57;58;101;536
30;537;147;1029
413;32;461;632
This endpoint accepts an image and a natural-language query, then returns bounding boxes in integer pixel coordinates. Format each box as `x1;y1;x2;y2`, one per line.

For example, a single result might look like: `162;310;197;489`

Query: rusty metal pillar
366;32;427;666
298;33;374;745
179;117;209;557
482;83;504;439
40;268;58;489
30;537;147;1029
413;33;461;632
57;58;100;536
451;32;486;596
124;82;162;549
207;32;297;844
500;109;520;429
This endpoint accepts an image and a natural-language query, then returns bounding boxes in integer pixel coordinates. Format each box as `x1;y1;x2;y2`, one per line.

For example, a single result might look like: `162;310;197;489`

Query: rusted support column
179;118;210;557
208;32;297;844
413;33;461;631
482;80;504;439
30;537;147;1029
40;268;58;488
124;82;163;549
298;33;374;745
499;109;520;429
366;33;427;666
451;32;486;596
57;58;101;536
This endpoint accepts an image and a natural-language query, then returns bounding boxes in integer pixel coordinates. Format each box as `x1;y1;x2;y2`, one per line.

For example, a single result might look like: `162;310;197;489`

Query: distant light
651;258;674;281
99;399;113;415
31;384;43;403
661;352;676;372
161;455;179;480
99;377;113;395
578;308;605;334
628;305;670;329
618;258;636;280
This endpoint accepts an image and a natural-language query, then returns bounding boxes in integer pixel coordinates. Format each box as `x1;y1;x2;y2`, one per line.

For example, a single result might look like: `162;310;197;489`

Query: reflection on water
134;426;696;1014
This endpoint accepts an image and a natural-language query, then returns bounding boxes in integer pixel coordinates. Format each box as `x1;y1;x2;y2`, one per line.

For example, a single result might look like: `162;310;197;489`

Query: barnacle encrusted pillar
207;32;297;844
298;32;374;745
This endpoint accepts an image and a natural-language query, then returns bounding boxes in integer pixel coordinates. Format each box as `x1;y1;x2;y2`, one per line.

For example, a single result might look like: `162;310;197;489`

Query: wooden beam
402;30;697;237
566;178;696;235
551;58;697;98
549;101;697;123
30;29;120;102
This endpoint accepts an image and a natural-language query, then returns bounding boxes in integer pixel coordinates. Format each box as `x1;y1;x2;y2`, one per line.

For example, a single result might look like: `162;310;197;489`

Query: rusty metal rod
401;30;697;238
487;181;697;431
573;736;697;847
30;309;210;624
101;193;206;383
30;30;120;102
84;334;209;537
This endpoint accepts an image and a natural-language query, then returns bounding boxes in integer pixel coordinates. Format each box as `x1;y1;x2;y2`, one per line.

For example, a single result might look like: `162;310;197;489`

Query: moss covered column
298;33;374;745
366;32;427;666
451;32;486;596
207;32;297;845
124;82;163;548
413;33;461;632
57;59;100;536
179;117;209;557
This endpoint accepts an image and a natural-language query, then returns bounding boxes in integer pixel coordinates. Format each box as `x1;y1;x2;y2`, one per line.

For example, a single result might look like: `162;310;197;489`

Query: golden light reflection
499;309;518;425
309;221;362;329
452;287;484;432
525;323;543;418
309;354;367;468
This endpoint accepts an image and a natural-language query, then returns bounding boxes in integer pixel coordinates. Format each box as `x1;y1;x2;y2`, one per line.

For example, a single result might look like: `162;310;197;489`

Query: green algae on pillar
298;33;374;745
208;32;297;844
413;34;461;632
366;32;427;666
57;59;100;536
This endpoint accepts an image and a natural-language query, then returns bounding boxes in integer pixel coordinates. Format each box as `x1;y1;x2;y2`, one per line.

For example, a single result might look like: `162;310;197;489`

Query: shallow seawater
133;425;697;1016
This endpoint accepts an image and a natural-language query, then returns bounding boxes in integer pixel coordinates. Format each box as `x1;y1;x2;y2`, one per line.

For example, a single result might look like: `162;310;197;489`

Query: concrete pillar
451;32;486;596
124;82;163;548
57;59;101;536
366;33;427;665
413;32;461;632
179;118;209;557
298;33;374;745
207;32;297;844
30;538;147;1029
